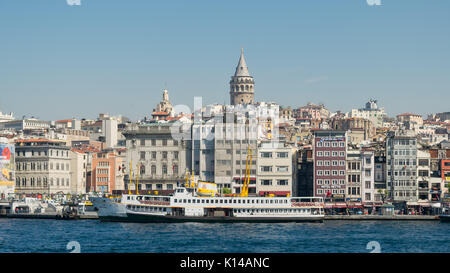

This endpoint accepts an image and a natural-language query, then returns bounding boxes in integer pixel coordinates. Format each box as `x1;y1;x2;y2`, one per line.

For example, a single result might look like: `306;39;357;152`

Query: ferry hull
439;215;450;222
112;213;324;223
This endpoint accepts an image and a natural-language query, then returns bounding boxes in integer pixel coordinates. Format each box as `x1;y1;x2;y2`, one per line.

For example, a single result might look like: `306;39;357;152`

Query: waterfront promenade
325;215;438;220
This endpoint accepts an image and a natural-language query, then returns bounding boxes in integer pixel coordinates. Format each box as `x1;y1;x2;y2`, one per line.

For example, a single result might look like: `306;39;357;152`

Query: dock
324;215;439;221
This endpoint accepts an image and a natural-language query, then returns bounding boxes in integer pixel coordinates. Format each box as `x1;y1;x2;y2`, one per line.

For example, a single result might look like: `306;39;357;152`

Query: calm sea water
0;219;449;253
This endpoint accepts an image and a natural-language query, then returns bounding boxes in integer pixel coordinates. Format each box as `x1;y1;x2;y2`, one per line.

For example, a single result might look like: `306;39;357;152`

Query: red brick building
312;130;347;200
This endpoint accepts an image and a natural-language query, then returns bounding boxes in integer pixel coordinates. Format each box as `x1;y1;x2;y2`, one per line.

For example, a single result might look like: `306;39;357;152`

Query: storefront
363;202;384;215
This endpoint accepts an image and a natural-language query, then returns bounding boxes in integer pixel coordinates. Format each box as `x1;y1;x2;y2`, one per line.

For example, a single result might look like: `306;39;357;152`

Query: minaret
230;48;255;105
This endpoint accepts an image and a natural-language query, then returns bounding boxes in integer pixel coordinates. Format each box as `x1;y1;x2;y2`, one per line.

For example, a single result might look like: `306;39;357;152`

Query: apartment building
123;122;190;194
15;139;71;195
361;149;376;204
256;141;293;197
386;130;419;204
90;151;124;194
346;149;362;203
312;130;347;199
70;150;87;195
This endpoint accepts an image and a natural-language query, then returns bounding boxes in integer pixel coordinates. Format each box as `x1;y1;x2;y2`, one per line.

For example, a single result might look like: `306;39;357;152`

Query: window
260;166;272;172
276;166;288;172
277;179;288;186
261;179;272;186
260;152;272;158
140;139;145;146
140;152;146;160
162;164;167;174
162;152;167;159
277;152;288;158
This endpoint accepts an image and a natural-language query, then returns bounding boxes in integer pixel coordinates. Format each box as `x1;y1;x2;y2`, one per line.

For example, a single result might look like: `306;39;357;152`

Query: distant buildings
0;110;14;123
347;99;386;128
2;49;449;216
0;118;50;132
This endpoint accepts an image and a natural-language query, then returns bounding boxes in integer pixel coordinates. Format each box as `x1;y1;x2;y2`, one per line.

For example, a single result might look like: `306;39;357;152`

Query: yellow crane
240;145;253;197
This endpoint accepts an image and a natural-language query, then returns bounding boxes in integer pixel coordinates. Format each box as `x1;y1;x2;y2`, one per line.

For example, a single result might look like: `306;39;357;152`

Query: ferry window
215;200;218;203
233;200;236;203
188;199;191;203
202;200;205;203
127;196;130;200
270;200;273;204
220;200;223;203
206;200;209;203
174;199;177;203
252;200;255;203
183;199;186;203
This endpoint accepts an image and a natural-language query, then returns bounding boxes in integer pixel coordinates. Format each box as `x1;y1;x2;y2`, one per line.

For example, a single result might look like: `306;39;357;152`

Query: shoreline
1;214;443;221
324;215;439;221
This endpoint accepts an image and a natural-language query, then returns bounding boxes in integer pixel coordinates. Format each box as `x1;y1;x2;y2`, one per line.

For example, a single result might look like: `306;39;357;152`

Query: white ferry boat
90;186;325;223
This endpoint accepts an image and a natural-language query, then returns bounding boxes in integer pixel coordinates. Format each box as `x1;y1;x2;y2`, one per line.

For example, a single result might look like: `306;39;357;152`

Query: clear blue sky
0;0;449;121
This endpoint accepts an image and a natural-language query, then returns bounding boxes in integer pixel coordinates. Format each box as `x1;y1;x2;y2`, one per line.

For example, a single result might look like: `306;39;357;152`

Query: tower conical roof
234;48;250;77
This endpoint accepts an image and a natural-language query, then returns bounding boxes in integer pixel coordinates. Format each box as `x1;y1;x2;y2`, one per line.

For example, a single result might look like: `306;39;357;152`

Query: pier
324;215;439;221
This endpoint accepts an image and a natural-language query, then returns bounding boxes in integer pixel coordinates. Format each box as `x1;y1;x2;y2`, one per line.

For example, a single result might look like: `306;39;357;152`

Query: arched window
151;165;156;174
37;177;41;187
240;85;244;91
245;85;249;91
22;178;26;187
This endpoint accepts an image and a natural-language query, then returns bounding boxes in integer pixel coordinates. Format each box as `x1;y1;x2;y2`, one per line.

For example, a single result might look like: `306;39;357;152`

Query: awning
347;205;363;209
258;191;290;196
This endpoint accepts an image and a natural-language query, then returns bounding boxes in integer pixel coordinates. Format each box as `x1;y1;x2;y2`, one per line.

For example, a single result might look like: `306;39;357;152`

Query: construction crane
240;145;253;197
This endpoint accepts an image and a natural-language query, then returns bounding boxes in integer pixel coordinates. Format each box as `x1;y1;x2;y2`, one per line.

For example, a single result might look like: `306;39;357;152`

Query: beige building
123;122;190;194
15;139;71;195
70;150;87;195
256;141;293;197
